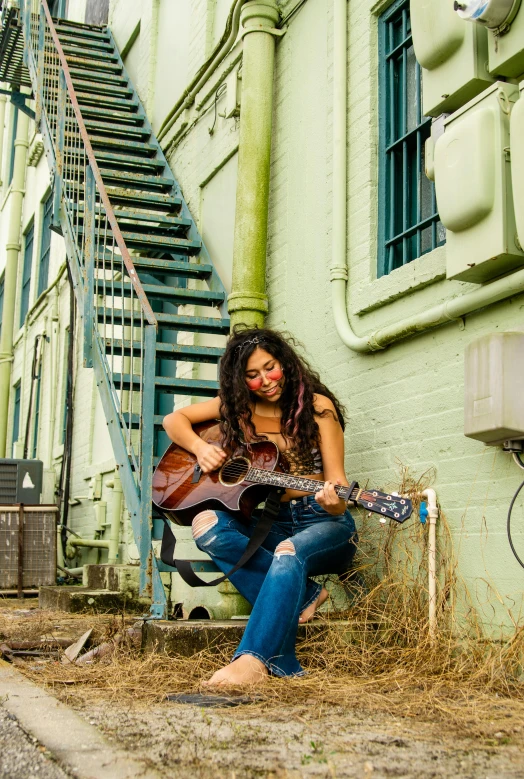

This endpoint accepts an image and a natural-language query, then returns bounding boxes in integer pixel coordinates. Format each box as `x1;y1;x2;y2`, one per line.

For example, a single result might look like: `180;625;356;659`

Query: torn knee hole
275;539;296;557
192;510;218;540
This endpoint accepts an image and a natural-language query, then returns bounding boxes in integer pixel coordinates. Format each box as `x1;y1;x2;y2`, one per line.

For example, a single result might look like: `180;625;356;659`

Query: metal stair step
111;257;213;278
99;170;172;190
83;121;150;139
97;308;230;334
51;88;137;110
117;231;201;253
65;181;180;210
90;151;164;171
105;339;223;363
62;44;119;62
75;204;188;228
113;374;219;396
71;78;133;97
65;55;122;73
55;19;110;37
68;67;128;86
77;106;145;125
65;134;157;155
56;33;114;51
108;281;222;305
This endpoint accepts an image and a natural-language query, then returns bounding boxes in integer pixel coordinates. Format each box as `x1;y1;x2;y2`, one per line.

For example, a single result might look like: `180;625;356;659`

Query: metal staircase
18;0;230;617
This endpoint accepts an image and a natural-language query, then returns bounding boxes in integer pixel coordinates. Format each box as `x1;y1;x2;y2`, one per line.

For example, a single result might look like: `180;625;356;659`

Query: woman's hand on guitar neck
194;440;227;473
315;480;347;516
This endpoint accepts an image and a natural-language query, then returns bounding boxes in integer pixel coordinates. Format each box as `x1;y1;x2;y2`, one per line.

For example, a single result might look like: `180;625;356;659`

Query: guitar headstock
354;489;413;523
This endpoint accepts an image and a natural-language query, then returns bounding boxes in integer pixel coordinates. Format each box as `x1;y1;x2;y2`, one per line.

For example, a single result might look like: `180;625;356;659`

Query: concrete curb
0;660;160;779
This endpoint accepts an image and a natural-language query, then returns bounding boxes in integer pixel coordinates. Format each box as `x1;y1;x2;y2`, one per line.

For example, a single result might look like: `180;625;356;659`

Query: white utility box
434;81;524;283
411;0;494;117
464;331;524;444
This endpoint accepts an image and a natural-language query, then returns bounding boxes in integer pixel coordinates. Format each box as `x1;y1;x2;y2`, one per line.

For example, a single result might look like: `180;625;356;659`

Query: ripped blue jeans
192;495;358;677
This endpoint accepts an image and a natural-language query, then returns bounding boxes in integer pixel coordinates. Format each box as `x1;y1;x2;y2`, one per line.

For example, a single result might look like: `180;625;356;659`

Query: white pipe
105;472;122;565
420;489;439;640
331;0;524;353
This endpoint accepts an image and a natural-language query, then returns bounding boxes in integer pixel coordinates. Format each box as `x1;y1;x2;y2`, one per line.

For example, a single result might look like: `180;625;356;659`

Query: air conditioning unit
0;459;43;504
0;504;57;590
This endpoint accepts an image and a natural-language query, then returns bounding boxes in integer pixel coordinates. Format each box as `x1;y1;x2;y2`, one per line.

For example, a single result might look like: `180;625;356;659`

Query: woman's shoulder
312;393;336;413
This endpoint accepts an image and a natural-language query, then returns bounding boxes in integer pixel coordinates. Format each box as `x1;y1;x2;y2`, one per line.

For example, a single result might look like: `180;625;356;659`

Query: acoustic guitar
152;421;413;525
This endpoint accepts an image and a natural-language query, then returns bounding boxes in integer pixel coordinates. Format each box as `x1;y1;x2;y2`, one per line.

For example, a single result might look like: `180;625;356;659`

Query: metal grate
0;6;32;89
0;463;17;503
378;0;445;277
0;505;57;589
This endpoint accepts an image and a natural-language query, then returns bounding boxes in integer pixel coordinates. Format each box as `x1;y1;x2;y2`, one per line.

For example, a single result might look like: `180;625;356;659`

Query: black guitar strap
159;489;284;587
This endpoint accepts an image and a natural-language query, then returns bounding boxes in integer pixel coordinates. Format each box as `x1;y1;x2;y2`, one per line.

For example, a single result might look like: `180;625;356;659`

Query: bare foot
202;654;268;688
299;587;329;623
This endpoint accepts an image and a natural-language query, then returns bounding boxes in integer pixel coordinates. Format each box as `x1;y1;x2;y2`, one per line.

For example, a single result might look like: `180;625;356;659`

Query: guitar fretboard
246;468;355;501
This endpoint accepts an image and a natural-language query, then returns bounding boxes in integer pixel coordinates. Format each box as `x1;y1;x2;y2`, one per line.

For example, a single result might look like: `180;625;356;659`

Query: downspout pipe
157;0;245;142
0;104;30;456
331;0;524;352
228;0;280;328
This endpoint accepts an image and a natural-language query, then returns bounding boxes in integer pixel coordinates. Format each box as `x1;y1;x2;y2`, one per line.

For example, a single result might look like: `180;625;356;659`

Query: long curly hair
218;326;346;455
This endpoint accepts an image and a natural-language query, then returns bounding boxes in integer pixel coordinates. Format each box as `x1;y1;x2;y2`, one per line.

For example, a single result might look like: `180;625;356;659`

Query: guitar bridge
191;464;202;484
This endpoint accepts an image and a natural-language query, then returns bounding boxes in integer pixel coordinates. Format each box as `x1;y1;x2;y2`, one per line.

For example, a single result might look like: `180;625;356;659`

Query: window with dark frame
377;0;445;277
19;223;34;327
37;192;53;297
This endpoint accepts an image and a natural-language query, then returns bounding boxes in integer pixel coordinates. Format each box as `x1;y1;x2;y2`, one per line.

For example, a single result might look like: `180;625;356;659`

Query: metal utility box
510;80;524;248
464;332;524;444
411;0;493;117
488;3;524;79
434;81;524;282
0;505;57;589
0;459;43;504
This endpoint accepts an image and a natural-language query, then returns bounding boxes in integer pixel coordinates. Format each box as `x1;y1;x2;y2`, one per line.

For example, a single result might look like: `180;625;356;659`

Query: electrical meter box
434;81;524;282
510;80;524;247
488;1;524;79
411;0;494;117
464;332;524;444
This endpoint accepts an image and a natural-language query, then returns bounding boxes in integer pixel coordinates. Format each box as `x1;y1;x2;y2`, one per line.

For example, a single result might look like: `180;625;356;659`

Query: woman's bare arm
313;394;348;515
162;397;226;472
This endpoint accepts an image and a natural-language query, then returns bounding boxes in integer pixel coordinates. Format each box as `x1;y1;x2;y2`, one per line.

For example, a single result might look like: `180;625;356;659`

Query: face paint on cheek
266;368;283;382
245;376;263;391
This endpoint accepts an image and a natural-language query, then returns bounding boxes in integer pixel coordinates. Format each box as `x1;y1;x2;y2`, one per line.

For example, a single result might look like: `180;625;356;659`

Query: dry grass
2;467;524;740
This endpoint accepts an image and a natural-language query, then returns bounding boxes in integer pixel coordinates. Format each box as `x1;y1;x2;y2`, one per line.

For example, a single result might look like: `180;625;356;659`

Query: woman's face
244;348;284;403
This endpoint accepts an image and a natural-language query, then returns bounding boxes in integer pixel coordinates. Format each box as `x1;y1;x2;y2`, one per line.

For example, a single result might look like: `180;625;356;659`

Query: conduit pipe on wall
0;105;30;456
331;0;524;352
228;0;280;328
420;488;439;640
157;0;245;142
0;88;7;184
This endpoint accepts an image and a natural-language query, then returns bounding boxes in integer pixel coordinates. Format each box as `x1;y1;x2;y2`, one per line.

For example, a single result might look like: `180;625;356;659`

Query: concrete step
39;585;146;614
83;563;139;594
143;619;347;657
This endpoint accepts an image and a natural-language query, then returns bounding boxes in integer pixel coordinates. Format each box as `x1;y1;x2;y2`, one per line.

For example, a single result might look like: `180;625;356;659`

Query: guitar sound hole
219;457;250;486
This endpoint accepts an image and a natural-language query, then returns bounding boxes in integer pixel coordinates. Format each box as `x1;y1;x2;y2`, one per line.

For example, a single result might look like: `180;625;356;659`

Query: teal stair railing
18;0;230;617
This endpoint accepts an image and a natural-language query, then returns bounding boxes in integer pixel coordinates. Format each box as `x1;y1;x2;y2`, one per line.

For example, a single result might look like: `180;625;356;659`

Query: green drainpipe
228;0;280;329
0;106;30;456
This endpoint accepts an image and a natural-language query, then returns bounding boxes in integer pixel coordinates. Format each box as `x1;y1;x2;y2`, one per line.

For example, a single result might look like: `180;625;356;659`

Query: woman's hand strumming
194;440;227;473
315;480;347;516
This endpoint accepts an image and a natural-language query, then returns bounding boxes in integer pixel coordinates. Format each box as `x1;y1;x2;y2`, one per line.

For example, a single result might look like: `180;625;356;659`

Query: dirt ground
1;598;524;779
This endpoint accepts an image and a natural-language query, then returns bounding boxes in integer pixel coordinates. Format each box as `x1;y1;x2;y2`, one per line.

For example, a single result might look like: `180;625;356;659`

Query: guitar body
152;421;282;526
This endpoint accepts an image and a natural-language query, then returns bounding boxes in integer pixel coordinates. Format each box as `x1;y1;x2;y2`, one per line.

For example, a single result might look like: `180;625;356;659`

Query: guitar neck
246;468;357;502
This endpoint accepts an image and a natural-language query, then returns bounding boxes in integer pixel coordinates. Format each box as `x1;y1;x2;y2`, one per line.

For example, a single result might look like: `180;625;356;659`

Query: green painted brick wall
264;0;524;630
